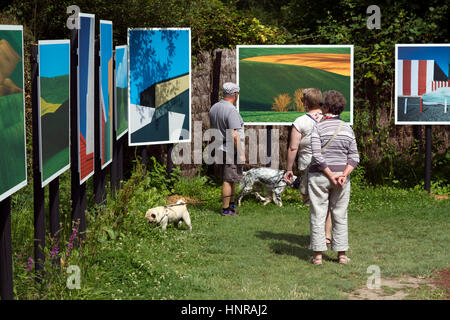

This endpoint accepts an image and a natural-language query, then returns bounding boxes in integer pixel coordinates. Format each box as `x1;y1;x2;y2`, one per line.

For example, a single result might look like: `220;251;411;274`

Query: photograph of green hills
38;41;70;186
0;27;26;201
238;46;352;124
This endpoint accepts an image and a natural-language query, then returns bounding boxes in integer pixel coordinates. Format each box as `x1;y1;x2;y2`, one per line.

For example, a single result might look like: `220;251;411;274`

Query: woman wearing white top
285;88;332;247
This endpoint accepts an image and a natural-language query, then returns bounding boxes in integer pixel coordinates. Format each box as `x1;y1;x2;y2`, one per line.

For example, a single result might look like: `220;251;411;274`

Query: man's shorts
218;151;243;183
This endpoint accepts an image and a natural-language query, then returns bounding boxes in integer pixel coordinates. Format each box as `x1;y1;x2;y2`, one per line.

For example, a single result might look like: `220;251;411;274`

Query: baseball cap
222;82;240;95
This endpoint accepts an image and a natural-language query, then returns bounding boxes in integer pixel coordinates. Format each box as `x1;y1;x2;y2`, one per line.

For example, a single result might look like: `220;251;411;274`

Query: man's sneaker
229;202;238;215
221;208;235;216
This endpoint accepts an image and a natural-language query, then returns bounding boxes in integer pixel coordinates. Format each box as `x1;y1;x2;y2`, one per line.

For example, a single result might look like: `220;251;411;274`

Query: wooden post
111;49;118;199
94;38;107;205
140;146;148;173
49;178;60;266
167;144;174;188
117;136;124;188
424;125;432;193
111;49;124;196
266;125;272;168
31;44;45;282
0;197;13;300
208;50;222;178
80;183;87;239
70;28;85;238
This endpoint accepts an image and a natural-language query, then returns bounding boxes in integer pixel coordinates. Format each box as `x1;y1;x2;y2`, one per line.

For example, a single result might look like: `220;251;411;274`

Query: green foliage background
1;0;449;185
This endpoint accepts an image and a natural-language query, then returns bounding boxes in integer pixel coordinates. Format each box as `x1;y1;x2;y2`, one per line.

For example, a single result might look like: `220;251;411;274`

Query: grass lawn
11;171;449;300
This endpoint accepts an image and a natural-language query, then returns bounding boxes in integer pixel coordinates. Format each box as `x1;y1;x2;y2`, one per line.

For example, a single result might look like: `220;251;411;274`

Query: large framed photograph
38;40;70;188
0;25;27;201
77;13;95;184
237;45;354;126
395;44;450;125
128;28;191;146
99;20;113;168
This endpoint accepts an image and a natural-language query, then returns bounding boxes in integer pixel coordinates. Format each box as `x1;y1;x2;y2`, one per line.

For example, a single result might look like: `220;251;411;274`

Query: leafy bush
293;89;305;112
272;93;292;112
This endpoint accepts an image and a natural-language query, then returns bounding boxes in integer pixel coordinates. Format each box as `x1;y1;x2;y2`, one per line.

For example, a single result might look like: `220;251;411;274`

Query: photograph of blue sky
398;46;450;77
129;29;189;105
100;21;112;116
39;43;70;77
116;46;127;88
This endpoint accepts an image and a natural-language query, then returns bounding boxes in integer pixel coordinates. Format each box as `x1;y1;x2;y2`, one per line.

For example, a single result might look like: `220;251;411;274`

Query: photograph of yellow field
243;53;351;76
237;45;353;125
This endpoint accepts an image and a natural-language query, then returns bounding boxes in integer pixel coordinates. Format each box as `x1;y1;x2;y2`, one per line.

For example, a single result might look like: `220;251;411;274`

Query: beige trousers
308;172;351;252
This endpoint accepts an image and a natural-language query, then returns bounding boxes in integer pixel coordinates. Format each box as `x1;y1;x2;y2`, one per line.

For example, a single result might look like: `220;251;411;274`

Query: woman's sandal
338;255;351;264
309;256;323;265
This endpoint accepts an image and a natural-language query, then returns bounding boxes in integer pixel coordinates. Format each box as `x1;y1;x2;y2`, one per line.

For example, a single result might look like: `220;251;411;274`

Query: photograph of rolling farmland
128;28;191;146
395;44;450;125
100;20;113;168
115;45;128;139
0;25;27;202
237;45;353;125
38;40;70;187
78;13;95;184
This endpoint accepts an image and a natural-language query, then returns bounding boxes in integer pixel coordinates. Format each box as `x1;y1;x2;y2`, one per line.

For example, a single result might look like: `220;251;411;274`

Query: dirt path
347;273;449;300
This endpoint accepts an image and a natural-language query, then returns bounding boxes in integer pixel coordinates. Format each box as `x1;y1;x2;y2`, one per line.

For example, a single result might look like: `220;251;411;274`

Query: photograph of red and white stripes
396;44;450;125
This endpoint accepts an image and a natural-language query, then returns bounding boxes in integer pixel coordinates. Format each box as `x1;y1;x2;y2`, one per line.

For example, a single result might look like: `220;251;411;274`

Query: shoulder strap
321;121;344;152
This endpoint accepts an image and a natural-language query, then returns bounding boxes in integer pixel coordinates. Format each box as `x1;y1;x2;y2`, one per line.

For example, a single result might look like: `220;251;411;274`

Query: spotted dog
237;168;298;207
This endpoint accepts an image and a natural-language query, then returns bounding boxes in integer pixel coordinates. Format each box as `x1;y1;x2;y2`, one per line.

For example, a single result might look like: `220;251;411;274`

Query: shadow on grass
255;231;332;262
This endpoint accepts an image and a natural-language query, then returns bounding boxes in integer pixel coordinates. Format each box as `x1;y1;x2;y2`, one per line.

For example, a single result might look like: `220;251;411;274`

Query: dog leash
157;207;170;226
163;175;293;208
163;195;235;208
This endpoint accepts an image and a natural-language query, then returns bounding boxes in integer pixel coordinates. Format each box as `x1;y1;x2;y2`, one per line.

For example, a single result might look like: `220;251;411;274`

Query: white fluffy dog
145;199;192;231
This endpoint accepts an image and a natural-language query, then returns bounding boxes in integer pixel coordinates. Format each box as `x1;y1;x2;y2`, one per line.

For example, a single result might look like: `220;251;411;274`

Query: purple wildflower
26;257;34;272
66;227;79;259
50;244;59;259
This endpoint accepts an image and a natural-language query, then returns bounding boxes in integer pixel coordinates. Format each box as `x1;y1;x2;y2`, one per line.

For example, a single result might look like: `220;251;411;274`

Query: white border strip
0;25;23;30
127;28;192;146
395;43;450;125
236;44;354;126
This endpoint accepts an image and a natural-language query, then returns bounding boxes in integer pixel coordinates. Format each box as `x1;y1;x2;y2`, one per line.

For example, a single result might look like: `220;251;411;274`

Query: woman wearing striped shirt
308;90;359;265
